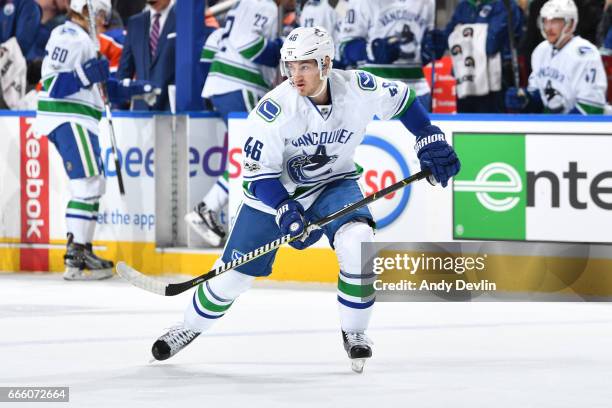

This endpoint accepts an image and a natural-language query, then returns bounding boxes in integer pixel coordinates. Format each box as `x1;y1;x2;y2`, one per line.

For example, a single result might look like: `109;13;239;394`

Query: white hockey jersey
242;69;415;214
337;0;435;96
300;0;339;40
200;28;223;65
202;0;278;99
300;0;342;59
529;36;607;114
35;21;104;136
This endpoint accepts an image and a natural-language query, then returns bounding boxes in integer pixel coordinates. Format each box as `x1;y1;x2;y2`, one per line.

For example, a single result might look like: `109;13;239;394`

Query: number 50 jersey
242;69;416;214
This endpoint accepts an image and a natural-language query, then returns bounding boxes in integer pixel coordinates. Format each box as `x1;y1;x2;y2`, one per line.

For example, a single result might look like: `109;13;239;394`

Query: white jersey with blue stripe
241;69;415;214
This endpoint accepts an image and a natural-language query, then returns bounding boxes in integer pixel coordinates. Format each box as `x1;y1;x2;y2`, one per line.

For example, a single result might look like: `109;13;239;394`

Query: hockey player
186;0;291;247
151;27;460;373
337;0;441;110
505;0;607;114
35;0;156;280
300;0;337;35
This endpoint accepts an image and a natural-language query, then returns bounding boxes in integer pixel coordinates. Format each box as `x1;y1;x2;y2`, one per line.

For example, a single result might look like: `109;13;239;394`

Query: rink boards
1;111;611;287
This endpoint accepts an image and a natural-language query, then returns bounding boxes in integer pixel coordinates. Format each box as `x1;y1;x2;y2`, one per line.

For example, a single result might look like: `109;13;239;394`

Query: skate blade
63;268;113;281
351;358;367;374
184;213;222;246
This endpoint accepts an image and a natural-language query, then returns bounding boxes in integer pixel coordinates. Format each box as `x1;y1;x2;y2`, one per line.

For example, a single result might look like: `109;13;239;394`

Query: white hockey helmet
70;0;112;21
539;0;578;47
280;26;335;81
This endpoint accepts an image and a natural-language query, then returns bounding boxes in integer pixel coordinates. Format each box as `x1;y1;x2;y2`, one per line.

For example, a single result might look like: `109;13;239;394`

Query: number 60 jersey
241;69;416;214
35;21;104;137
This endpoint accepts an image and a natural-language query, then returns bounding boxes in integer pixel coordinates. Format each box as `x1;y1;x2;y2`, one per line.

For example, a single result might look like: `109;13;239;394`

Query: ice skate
63;234;113;281
151;324;201;361
184;202;226;246
342;330;373;374
85;243;114;270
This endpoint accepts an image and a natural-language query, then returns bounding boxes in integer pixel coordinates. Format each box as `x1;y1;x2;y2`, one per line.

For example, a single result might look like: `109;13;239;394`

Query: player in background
185;0;292;247
300;0;337;36
337;0;443;110
506;0;607;113
150;27;460;373
299;0;344;67
35;0;157;280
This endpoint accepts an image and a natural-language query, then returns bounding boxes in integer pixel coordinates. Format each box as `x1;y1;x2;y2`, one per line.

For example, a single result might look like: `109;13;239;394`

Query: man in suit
117;0;175;111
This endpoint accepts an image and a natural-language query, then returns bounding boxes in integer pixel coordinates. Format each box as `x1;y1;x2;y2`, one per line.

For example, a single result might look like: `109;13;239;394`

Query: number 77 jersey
241;69;416;214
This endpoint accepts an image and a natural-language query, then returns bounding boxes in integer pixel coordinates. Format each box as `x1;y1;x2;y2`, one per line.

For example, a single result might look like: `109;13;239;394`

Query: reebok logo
20;117;49;271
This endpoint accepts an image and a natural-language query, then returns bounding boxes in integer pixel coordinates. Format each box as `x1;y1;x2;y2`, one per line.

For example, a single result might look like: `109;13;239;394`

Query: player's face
286;60;323;97
542;18;567;44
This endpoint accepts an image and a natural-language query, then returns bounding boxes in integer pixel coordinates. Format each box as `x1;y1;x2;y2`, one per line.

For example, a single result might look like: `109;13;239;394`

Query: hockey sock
66;199;99;245
203;172;229;213
335;222;376;332
184;267;255;332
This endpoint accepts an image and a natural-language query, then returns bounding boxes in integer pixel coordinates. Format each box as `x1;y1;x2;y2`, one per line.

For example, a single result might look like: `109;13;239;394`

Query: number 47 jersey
35;21;104;137
241;69;416;214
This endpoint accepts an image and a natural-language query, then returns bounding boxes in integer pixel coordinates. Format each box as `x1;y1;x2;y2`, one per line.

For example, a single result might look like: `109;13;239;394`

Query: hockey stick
86;0;126;195
116;169;432;296
502;0;521;89
429;0;437;112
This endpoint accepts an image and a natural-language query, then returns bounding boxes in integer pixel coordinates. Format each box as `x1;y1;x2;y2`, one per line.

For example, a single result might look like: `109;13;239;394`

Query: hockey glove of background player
505;87;543;113
107;78;161;106
275;199;324;250
74;58;109;88
421;29;447;65
371;37;400;64
414;125;460;188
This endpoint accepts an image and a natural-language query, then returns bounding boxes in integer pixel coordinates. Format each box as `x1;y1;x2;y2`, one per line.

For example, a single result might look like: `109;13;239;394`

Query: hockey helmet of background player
280;26;335;81
70;0;112;23
538;0;578;48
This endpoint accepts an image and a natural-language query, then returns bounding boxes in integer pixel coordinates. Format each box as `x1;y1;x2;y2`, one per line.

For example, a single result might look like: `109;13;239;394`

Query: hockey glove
107;78;161;106
504;88;543;113
74;58;109;88
414;125;460;188
275;199;323;250
371;37;400;64
504;87;529;110
421;29;447;65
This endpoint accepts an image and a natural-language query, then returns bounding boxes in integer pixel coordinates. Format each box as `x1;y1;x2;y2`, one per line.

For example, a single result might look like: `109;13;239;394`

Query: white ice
1;273;612;408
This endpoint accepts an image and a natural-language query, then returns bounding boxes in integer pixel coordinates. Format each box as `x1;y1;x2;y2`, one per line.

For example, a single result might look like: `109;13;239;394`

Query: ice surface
1;273;611;408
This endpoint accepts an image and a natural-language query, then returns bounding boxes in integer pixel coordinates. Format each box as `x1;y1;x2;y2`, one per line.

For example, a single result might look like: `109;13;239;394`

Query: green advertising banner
453;133;527;240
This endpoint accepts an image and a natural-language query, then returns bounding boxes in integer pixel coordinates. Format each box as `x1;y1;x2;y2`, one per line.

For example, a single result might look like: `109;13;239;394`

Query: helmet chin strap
308;78;328;99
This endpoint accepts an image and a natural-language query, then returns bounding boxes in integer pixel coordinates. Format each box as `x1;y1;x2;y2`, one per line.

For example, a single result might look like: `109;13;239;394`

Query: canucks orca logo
287;145;338;183
544;80;565;113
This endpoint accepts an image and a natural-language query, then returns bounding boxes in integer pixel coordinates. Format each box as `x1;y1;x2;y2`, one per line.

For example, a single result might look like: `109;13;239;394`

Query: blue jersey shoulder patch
356;71;377;91
256;99;282;122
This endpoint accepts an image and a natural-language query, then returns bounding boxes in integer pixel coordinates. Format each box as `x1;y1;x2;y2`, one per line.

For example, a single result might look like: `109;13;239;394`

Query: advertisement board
454;132;612;243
